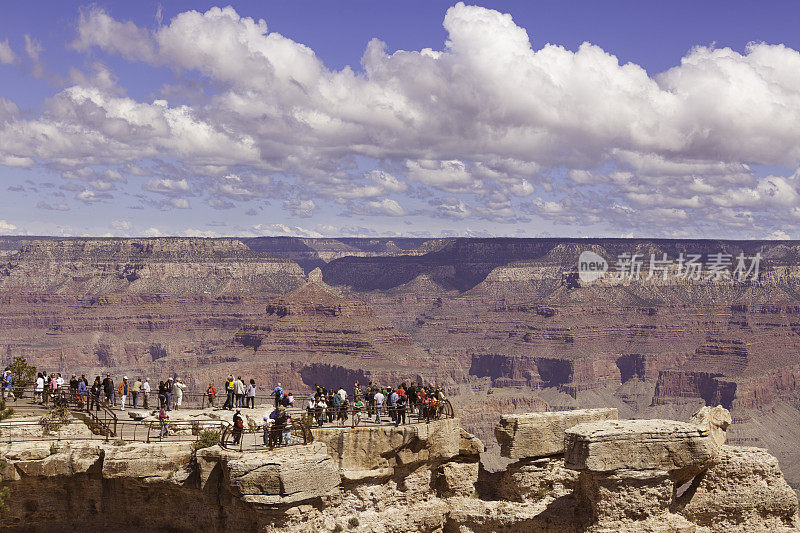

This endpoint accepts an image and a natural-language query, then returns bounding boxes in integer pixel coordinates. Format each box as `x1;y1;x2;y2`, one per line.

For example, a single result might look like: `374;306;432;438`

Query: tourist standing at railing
353;381;362;401
373;389;385;424
117;376;130;411
42;372;50;407
272;382;283;408
165;378;175;411
132;378;141;409
34;373;44;404
142;378;150;409
366;386;375;417
331;388;342;421
1;371;10;401
172;378;186;410
206;382;217;408
232;410;244;445
395;391;407;426
282;391;294;407
223;375;234;410
77;377;87;409
56;373;64;389
315;396;327;427
233;377;245;408
353;397;363;425
388;388;399;423
90;377;101;411
157;381;167;410
102;374;114;406
49;375;57;404
245;379;256;409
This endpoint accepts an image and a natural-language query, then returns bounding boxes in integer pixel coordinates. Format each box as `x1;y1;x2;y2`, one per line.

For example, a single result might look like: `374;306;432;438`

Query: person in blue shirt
272;383;283;408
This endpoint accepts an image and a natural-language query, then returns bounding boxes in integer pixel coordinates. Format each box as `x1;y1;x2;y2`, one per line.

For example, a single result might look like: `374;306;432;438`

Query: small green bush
348;516;360;528
192;429;220;450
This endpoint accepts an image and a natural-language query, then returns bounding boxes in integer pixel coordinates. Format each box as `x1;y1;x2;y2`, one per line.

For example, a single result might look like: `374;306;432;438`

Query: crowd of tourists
225;380;448;449
303;381;447;427
1;367;449;448
0;370;195;413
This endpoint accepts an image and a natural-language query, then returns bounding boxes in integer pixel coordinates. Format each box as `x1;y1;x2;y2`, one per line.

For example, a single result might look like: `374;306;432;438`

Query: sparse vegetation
0;399;12;421
348;516;360;528
192;429;221;451
39;405;70;434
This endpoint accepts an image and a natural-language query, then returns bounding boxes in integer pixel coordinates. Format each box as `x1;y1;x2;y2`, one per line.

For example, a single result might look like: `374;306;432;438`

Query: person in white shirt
337;388;347;402
174;378;187;410
142;379;151;409
373;390;385;424
35;373;45;404
245;379;257;409
56;374;64;389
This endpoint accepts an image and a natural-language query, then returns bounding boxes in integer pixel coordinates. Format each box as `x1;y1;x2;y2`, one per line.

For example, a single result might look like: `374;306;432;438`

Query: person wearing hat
142;378;151;409
117;376;130;411
174;378;187;410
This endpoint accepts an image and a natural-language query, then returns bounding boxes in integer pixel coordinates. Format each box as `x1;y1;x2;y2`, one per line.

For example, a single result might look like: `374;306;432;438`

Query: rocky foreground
0;407;797;532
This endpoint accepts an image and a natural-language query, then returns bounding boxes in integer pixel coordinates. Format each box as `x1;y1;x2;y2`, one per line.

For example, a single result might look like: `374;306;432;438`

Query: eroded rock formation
0;408;797;532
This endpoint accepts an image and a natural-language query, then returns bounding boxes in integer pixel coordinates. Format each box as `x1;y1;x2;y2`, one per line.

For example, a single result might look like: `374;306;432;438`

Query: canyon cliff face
2;237;800;492
1;409;796;532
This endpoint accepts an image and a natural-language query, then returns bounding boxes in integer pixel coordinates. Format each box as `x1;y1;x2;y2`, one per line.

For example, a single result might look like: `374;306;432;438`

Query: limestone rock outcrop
0;410;796;533
676;445;800;532
690;405;732;453
496;408;618;459
565;419;715;472
224;442;340;506
312;417;481;481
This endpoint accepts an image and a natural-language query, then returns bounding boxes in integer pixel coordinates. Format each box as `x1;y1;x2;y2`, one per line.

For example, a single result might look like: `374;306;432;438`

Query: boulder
689;405;731;453
436;461;479;496
496;408;618;460
225;441;339;506
565;419;714;473
0;441;103;480
313;417;465;481
676;445;800;532
459;428;485;457
101;442;194;483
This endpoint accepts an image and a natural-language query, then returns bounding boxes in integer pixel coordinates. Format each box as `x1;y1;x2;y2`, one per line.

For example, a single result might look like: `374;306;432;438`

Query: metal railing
300;399;455;429
219;419;310;452
0;418;226;444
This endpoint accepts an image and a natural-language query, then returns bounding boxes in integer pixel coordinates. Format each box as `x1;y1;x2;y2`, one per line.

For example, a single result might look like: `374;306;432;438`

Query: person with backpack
272;382;283;408
132;378;142;409
232;410;244;445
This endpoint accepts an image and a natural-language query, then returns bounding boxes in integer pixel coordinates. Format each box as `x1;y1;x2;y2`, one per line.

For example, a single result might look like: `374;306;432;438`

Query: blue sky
1;1;800;238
